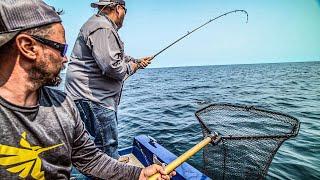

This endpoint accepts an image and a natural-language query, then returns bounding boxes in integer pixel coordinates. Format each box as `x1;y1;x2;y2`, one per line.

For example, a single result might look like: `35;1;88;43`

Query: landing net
195;103;300;179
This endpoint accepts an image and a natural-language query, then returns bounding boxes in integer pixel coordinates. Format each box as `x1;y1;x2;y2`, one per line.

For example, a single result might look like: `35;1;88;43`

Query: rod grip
137;56;155;70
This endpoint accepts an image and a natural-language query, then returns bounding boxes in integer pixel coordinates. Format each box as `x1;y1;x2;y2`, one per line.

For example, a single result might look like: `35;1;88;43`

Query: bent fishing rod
145;10;248;62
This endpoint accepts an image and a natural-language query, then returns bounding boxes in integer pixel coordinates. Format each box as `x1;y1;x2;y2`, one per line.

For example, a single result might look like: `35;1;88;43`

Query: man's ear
115;5;121;16
15;34;39;61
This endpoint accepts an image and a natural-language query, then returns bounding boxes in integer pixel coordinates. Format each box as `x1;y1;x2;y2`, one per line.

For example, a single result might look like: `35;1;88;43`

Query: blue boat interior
119;135;210;180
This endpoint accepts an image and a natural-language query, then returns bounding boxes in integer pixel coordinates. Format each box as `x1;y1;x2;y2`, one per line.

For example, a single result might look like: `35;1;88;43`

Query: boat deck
120;153;145;168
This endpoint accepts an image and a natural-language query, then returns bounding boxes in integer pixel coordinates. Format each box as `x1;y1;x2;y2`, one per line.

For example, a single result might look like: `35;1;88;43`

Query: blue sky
46;0;320;68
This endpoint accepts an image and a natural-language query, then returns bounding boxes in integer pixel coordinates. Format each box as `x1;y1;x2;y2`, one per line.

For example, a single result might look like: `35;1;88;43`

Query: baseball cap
0;0;62;47
91;0;125;8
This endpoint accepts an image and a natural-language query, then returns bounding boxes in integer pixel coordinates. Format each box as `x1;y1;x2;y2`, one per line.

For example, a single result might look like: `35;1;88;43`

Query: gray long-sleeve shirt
65;14;136;111
0;87;142;179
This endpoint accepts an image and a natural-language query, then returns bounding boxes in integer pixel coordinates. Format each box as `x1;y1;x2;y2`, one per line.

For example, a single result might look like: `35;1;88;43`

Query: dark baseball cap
0;0;62;47
91;0;125;8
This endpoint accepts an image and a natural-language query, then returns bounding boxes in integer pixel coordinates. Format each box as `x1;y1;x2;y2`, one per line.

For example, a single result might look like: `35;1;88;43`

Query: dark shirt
0;87;141;179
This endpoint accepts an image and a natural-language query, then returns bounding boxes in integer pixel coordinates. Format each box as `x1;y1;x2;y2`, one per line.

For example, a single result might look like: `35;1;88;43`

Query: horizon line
147;60;319;69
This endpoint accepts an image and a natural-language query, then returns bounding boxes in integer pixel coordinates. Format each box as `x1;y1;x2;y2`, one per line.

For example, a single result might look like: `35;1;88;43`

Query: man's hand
137;56;152;69
139;164;176;180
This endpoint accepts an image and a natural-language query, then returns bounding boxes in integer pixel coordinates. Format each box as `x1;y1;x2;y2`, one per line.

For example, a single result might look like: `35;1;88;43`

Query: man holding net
0;0;174;179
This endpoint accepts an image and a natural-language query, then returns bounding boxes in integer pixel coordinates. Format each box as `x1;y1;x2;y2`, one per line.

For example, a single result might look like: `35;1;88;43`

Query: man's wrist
136;63;141;70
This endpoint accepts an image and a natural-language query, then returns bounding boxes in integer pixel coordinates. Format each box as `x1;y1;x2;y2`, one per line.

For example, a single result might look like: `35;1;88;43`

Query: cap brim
0;31;19;47
91;2;113;8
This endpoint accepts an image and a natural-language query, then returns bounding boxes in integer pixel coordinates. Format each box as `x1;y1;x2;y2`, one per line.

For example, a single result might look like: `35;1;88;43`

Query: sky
45;0;320;68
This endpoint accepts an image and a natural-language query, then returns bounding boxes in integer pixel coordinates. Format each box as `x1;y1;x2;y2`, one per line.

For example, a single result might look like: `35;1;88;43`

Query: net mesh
195;104;300;180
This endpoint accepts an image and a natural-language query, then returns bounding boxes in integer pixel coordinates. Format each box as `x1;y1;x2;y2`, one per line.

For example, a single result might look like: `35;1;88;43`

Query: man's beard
116;16;124;29
29;54;65;87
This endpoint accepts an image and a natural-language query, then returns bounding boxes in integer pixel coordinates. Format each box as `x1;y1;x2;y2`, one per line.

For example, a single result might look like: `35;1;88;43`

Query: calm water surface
60;61;319;179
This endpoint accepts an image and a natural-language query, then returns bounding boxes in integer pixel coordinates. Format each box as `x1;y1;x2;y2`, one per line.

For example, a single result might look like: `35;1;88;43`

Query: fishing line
148;10;249;61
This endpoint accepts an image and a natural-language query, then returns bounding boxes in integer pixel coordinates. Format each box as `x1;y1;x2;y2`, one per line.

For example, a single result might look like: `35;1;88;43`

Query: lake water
59;61;319;179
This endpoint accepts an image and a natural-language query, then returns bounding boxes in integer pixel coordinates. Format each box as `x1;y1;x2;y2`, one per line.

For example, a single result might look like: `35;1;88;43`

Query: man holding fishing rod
65;0;152;162
0;0;174;179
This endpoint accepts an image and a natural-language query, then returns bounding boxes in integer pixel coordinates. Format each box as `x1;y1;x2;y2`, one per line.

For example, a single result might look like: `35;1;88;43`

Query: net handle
148;135;221;180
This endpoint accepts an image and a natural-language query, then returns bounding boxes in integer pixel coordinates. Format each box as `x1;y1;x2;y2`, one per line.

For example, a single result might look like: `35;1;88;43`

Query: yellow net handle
148;136;214;180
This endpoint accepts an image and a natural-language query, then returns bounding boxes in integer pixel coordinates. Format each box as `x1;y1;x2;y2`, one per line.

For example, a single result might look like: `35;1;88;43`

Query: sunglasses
30;35;68;57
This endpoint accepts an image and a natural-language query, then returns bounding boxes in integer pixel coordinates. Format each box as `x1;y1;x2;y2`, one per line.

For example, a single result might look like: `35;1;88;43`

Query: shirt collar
99;12;119;31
